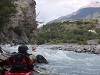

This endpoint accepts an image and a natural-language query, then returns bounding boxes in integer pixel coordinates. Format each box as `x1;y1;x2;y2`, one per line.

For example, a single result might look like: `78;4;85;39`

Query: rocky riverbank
50;44;100;54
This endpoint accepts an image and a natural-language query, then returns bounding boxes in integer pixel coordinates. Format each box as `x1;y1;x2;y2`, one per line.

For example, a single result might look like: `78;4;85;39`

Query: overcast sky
36;0;100;25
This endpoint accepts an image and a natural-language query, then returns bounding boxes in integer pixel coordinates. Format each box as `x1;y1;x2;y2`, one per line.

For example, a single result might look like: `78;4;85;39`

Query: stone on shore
50;44;100;55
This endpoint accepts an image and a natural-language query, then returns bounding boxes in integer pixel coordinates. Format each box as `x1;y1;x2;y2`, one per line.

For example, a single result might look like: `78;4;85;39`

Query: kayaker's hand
0;66;3;70
0;67;8;75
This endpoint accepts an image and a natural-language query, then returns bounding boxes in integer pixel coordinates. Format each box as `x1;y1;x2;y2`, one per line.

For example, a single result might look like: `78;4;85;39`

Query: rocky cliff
0;0;37;44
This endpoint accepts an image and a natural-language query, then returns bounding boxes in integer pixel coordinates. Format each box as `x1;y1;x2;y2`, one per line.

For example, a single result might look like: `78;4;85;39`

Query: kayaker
0;45;34;73
0;47;3;53
32;45;39;52
32;47;36;52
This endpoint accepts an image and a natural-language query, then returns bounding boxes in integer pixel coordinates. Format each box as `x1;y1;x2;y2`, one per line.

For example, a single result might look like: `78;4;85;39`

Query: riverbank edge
49;44;100;55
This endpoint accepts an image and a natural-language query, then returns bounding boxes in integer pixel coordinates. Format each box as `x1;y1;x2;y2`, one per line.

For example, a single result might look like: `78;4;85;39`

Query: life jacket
11;53;30;71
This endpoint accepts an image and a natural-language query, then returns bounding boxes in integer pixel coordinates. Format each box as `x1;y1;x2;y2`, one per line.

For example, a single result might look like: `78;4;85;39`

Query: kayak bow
5;71;33;75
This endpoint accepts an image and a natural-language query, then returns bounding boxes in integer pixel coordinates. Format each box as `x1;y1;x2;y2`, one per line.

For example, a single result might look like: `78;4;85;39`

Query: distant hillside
49;2;100;23
36;20;100;45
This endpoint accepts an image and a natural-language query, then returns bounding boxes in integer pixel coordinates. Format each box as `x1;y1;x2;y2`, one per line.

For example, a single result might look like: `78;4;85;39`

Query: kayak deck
5;71;33;75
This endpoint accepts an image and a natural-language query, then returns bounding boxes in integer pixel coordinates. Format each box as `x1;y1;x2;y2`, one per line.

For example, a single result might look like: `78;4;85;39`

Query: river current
1;44;100;75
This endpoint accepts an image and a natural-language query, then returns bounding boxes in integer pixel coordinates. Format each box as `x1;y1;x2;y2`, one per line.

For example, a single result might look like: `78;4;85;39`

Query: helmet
18;45;29;53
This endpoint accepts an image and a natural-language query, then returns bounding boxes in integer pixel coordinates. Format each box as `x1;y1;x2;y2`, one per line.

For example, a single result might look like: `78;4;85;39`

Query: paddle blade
39;72;50;75
34;70;50;75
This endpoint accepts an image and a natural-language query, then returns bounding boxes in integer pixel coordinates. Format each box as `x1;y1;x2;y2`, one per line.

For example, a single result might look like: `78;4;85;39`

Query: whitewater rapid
1;44;100;75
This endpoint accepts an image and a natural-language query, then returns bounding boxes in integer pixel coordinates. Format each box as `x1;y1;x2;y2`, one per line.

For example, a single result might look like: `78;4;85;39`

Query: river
1;44;100;75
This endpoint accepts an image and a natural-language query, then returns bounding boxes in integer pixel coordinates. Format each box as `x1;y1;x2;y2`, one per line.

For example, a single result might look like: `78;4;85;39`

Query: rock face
0;0;37;44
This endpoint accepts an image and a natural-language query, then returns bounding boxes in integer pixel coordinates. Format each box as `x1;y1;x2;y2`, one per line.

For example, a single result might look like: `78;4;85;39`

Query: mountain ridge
82;1;100;8
49;1;100;23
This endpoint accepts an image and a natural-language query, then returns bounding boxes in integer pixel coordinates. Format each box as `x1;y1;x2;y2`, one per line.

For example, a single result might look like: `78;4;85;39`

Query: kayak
4;70;49;75
5;71;33;75
32;47;36;52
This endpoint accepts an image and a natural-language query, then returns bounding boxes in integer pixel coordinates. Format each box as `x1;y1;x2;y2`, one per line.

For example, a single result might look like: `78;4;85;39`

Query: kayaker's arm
0;60;8;75
0;60;8;68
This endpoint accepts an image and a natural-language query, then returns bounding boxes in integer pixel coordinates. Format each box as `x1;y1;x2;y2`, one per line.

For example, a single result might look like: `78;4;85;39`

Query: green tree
0;0;16;30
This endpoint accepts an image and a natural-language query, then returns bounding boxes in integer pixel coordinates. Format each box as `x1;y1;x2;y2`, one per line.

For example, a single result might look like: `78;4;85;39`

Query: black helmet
18;45;29;53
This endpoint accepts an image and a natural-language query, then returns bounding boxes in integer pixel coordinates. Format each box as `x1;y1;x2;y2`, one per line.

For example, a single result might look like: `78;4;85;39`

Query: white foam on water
1;44;100;75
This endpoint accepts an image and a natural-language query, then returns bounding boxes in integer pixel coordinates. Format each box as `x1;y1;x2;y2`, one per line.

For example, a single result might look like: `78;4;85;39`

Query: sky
36;0;100;26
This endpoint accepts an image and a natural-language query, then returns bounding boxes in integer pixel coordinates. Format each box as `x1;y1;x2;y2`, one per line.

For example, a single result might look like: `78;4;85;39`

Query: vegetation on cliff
36;19;100;45
0;0;16;31
0;0;37;44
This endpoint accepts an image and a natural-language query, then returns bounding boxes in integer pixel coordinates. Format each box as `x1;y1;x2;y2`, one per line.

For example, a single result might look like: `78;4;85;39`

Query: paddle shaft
33;69;50;75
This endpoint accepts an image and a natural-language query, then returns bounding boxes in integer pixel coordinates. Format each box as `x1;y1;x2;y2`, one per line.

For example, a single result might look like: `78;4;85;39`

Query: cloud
36;0;100;25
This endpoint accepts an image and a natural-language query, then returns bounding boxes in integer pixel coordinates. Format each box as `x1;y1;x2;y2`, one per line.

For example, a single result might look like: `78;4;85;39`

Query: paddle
1;49;10;54
33;69;50;75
